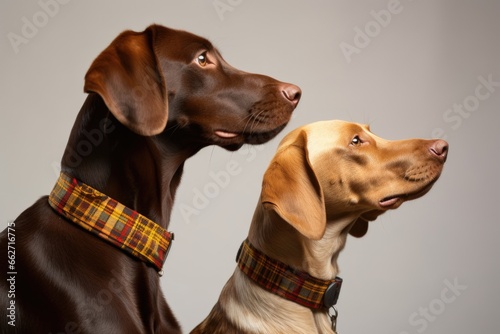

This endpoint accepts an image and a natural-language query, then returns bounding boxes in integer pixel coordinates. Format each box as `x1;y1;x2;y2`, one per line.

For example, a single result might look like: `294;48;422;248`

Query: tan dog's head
261;120;448;240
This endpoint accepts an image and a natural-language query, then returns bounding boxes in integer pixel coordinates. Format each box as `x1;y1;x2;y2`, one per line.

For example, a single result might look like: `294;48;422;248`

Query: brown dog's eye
350;135;362;146
196;52;208;67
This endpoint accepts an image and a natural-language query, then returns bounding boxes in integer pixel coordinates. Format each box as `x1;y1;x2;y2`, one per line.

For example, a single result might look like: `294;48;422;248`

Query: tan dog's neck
212;204;347;334
249;200;356;281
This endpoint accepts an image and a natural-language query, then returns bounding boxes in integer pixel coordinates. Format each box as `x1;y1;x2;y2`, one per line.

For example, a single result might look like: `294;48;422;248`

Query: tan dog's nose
429;139;449;161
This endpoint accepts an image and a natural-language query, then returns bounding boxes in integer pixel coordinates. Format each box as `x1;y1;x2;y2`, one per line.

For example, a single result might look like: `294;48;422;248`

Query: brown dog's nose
281;84;302;106
429;139;449;161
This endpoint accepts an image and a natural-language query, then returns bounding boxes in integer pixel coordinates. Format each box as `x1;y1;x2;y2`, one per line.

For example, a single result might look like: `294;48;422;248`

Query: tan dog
191;120;448;334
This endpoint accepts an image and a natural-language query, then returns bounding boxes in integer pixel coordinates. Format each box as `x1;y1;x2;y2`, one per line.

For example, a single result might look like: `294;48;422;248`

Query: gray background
1;1;499;333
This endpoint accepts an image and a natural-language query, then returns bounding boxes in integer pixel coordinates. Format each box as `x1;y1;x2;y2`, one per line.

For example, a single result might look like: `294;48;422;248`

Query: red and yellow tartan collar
236;239;342;310
48;172;174;273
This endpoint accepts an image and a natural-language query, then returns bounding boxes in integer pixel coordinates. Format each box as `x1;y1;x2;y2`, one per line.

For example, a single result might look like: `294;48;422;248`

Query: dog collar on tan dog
236;239;342;310
48;172;174;273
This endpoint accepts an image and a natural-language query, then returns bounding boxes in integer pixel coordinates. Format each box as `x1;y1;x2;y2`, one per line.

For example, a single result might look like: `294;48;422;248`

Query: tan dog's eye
350;135;362;146
196;52;208;67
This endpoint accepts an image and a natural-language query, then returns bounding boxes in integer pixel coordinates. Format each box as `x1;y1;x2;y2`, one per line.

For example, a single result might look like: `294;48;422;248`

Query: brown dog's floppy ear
84;26;167;136
261;130;327;240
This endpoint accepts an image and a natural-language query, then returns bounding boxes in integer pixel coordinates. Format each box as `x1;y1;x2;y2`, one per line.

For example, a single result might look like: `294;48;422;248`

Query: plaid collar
236;239;342;310
48;172;174;273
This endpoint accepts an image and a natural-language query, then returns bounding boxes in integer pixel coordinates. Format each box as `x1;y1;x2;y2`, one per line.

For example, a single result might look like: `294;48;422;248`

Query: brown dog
0;25;300;333
192;120;448;334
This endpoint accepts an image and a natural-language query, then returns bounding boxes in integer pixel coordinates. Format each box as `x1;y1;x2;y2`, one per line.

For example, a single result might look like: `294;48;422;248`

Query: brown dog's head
261;120;448;240
83;24;301;150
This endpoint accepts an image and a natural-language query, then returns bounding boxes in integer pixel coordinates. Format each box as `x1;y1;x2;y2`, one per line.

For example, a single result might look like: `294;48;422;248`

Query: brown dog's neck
60;93;201;228
248;203;356;281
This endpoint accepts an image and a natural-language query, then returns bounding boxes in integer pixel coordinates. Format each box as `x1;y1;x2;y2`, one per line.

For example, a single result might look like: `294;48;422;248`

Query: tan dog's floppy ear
84;25;167;136
261;130;327;240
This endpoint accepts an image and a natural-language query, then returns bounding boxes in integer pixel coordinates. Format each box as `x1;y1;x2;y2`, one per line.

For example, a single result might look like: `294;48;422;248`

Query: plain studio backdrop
1;1;499;333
